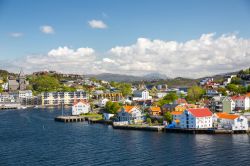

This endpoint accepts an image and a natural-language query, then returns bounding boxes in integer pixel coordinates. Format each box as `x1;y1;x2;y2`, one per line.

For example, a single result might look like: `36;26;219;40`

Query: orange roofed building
214;112;248;130
149;106;162;116
117;106;143;123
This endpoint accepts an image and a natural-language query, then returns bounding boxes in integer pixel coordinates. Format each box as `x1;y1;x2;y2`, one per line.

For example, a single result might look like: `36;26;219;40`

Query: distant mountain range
86;72;169;82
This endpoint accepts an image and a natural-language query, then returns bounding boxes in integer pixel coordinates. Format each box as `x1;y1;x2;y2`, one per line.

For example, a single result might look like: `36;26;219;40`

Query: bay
0;108;250;166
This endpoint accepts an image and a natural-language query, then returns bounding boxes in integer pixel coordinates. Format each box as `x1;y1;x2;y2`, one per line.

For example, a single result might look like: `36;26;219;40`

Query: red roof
231;95;247;100
188;108;212;117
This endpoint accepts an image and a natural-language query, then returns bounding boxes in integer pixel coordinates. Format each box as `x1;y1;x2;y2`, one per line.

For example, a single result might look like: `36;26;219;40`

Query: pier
164;128;249;134
54;116;86;123
112;124;165;132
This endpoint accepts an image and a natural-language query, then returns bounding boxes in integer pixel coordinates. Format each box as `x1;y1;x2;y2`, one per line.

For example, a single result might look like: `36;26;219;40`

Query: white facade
179;109;213;129
214;113;248;130
42;91;87;105
18;90;33;98
72;101;90;115
0;93;16;103
133;90;152;101
117;106;143;123
98;98;109;107
232;96;250;111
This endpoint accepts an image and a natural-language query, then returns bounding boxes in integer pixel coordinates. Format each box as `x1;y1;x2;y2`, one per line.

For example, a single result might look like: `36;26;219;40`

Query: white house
223;75;236;86
98;98;109;107
133;90;152;101
117;106;143;123
231;95;250;111
72;100;90;115
179;108;213;129
214;113;248;130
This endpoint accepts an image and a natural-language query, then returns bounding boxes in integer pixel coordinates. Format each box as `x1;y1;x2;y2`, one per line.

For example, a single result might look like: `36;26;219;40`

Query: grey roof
162;104;179;109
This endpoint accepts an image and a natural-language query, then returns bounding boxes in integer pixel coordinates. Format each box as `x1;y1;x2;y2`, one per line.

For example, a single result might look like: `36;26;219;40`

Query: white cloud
8;33;250;78
13;46;98;74
10;32;23;38
40;25;54;34
104;33;250;78
88;20;107;29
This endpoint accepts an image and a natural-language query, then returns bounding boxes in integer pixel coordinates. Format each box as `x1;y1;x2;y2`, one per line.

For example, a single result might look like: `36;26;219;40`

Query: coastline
54;115;250;134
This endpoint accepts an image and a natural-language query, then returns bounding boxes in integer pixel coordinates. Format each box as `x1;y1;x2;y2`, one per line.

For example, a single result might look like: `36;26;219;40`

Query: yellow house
149;106;162;116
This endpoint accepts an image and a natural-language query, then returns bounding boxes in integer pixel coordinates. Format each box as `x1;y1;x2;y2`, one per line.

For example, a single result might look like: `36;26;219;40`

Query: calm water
0;108;250;166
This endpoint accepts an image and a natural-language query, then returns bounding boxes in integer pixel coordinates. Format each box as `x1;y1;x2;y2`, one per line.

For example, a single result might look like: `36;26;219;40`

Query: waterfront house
117;106;143;123
214;113;248;130
149;106;162;116
72;100;90;115
231;95;250;111
171;111;183;128
179;108;213;129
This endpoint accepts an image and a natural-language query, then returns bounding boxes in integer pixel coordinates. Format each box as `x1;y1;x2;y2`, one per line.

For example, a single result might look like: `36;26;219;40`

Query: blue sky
0;0;250;77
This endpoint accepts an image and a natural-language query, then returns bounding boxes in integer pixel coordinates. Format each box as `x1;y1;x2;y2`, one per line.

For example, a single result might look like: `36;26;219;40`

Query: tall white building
231;95;250;111
133;90;152;101
179;108;213;129
42;91;87;106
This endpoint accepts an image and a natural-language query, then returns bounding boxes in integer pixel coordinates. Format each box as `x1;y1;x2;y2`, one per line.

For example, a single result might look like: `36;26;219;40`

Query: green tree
164;112;173;124
217;87;227;96
157;92;178;107
163;92;178;102
247;86;250;92
104;101;121;114
238;85;247;94
0;85;3;93
30;75;60;92
231;77;242;85
226;84;238;94
146;118;152;125
60;86;76;92
187;86;205;102
118;83;132;97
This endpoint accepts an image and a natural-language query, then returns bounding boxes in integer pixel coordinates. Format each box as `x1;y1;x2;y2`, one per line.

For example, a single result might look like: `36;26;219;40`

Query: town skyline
1;0;250;78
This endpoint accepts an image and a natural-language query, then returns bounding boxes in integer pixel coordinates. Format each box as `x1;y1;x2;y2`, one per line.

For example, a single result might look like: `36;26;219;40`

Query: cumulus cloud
13;46;98;74
88;20;107;29
8;33;250;78
10;32;23;37
104;33;250;78
40;25;54;34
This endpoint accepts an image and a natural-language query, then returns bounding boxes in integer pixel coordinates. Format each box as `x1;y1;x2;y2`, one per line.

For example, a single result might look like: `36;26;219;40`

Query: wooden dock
54;116;86;123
